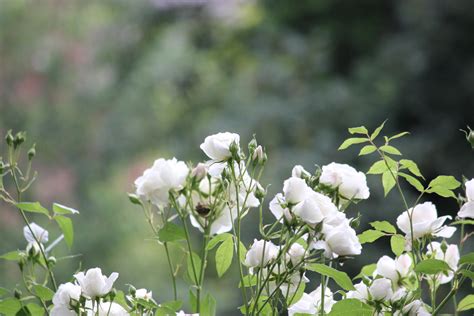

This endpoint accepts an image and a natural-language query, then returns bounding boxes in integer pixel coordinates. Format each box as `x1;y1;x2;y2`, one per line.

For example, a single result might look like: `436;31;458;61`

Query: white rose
245;239;279;267
283;177;311;204
135;288;153;301
320;162;370;200
135;158;189;206
52;282;82;309
23;222;48;244
401;300;431;316
200;132;240;161
291;165;311;178
396;202;456;239
286;243;306;266
375;254;412;283
317;220;362;257
191;163;207;181
74;268;119;298
292;191;339;225
390;287;408;302
269;193;292;222
426;242;460;284
369;278;393;301
98;302;129;316
288;286;335;316
346;282;369;301
458;178;474;218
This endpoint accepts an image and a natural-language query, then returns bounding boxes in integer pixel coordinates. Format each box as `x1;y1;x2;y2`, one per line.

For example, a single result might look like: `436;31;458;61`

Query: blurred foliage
0;0;473;314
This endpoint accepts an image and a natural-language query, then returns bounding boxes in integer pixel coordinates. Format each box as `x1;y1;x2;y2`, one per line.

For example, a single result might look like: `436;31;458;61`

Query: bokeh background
1;0;473;314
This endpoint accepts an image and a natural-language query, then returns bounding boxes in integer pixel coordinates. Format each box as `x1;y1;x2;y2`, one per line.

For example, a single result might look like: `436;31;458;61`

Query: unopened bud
467;129;474;149
128;193;142;206
252;146;264;164
28;144;36;160
48;256;57;266
14;289;22;299
229;141;240;161
291;165;310;179
440;241;448;254
5;130;14;146
191;163;207;181
13;132;26;148
26;242;42;258
109;288;117;300
129;285;136;296
255;186;266;201
248;138;258;154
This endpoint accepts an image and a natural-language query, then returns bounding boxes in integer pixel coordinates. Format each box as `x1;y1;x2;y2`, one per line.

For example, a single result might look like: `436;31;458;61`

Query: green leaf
187;252;202;284
370;120;387;141
380;145;402;155
414;259;450;275
33;284;55;301
358;145;376;156
239;275;257;288
328;299;374;316
306;264;355;291
16;202;49;216
53;203;79;215
0;298;21;315
156;300;183;316
201;293;216;316
399;159;423;178
354;263;377;280
239;241;247;263
428;175;461;190
358;230;385;244
367;160;388;174
458;294;474;312
286;282;305;306
399;172;424;192
460;252;474;265
388;132;410;141
390;235;406;256
207;233;232;250
26;303;44;316
157;222;185;243
215;236;233;277
0;251;22;261
54;215;74;249
348;126;368;135
426;186;456;198
382;170;396;196
370;221;396;234
338;138;368;150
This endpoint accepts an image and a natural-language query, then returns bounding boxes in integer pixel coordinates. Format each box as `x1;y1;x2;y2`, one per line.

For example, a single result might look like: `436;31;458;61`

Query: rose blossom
458;178;474;218
74;268;119;298
319;162;370;200
200;132;240;161
244;239;279;267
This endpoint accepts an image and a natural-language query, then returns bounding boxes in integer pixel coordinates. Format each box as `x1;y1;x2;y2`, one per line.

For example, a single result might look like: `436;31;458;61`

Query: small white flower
269;193;292;222
74;268;119;299
283;177;311;204
458;178;474;219
319;162;370;200
286;242;306;266
288;286;335;315
23;223;48;244
314;220;362;258
191;163;208;181
244;239;279;267
400;300;431;316
135;158;189;206
135;288;153;301
375;254;412;284
200;132;240;161
291;165;310;178
346;282;369;301
52;282;82;310
292;191;339;226
369;278;393;301
426;242;460;284
396;202;456;239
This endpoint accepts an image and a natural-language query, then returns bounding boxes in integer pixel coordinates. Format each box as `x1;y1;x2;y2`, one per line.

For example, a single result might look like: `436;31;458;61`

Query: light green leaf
328;299;374;316
370;120;387;141
382;171;396;196
0;251;22;261
157;222;185;243
458;294;474;312
348;126;368;135
460;252;474;265
388;132;410;141
380;145;402;155
239;241;247;263
306;264;354;291
338;138;368;150
367;160;388;174
53;203;79;215
399;172;424;192
26;303;44;316
54;215;74;249
354;263;377;280
358;230;385;244
358;145;377;156
201;293;216;316
370;221;396;234
399;159;423;178
215;236;233;277
239;275;257;288
414;259;450;275
16;202;49;217
286;282;305;306
187;252;202;284
428;175;461;190
426;186;456;198
390;235;406;256
207;233;232;250
0;298;21;315
33;284;55;301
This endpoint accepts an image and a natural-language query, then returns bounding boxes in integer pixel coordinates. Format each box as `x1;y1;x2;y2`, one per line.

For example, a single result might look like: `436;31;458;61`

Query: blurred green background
1;0;473;314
